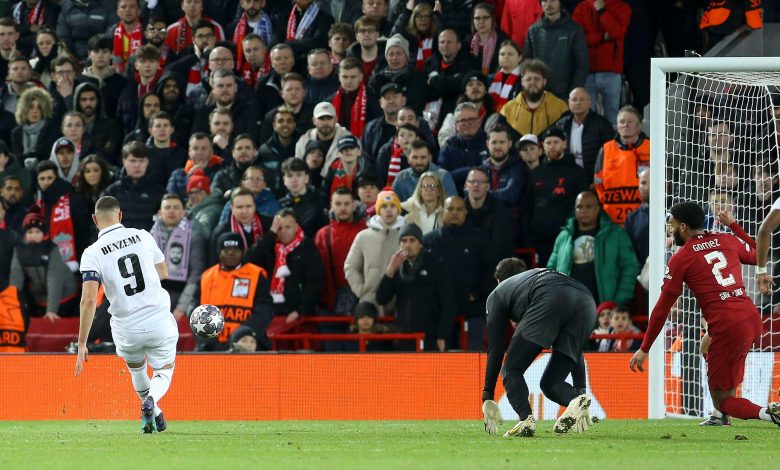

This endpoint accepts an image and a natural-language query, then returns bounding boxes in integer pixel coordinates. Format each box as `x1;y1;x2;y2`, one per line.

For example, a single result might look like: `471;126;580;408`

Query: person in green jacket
547;190;638;305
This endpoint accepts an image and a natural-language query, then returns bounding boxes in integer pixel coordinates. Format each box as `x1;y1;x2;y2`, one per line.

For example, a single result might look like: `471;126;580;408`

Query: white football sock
711;409;723;418
758;408;771;422
149;368;174;405
127;362;150;401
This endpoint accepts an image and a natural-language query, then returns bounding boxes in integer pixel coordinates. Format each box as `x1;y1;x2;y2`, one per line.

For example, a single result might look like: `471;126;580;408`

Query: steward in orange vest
593;107;649;226
193;232;273;351
0;285;27;352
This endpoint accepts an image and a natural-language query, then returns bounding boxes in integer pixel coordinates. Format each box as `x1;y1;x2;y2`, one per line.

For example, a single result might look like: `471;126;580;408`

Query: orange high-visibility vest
593;136;650;225
200;263;266;343
0;286;26;352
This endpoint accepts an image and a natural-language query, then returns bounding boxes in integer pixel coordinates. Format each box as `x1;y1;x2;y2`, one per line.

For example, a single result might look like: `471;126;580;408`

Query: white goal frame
648;57;780;418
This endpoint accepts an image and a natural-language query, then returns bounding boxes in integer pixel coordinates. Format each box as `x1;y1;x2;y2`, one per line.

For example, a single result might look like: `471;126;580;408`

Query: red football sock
720;396;761;420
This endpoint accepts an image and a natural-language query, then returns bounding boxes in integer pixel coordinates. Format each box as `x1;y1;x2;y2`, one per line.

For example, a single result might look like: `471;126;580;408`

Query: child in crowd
348;302;394;352
605;304;642;352
590;301;616;351
9;211;77;321
357;174;380;218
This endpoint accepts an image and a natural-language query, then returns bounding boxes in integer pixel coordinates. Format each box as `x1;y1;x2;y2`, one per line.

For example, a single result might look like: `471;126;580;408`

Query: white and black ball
189;304;225;339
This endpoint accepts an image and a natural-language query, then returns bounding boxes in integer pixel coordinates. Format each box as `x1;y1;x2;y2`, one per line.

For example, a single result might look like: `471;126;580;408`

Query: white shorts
111;314;179;369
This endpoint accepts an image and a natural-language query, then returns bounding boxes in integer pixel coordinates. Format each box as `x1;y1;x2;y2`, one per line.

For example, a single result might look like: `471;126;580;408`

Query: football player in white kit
75;196;178;433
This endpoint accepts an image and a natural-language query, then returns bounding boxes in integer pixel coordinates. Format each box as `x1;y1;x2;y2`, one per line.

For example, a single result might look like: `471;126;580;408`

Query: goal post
649;57;780;419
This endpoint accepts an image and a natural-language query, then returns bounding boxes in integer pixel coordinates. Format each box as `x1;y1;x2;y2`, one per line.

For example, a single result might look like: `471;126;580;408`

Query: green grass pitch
1;420;778;469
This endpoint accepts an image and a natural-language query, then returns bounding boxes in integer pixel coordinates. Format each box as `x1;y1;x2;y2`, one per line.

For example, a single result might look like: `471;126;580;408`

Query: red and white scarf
270;226;304;303
415;37;433;71
19;1;46;25
187;59;208;97
470;30;497;75
240;53;270;89
230;212;264;252
233;11;273;70
386;140;404;186
488;66;521;112
40;196;78;272
331;83;366;138
135;69;161;97
112;20;143;74
286;2;320;40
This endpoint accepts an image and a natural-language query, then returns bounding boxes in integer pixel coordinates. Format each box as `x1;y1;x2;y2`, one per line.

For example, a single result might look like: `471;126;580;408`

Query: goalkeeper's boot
155;411;167;432
699;410;731;426
554;394;591;435
141;396;157;434
503;415;536;438
767;402;780;427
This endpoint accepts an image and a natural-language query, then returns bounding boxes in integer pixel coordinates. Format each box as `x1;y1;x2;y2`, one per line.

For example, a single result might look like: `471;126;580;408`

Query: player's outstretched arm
75;280;99;376
630;291;678;372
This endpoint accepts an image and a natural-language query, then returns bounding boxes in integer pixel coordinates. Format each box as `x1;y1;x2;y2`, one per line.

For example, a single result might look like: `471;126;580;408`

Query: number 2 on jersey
704;250;736;287
118;254;146;296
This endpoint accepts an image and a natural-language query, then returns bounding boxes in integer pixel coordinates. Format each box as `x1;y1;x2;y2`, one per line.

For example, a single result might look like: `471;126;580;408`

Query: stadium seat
26;317;80;352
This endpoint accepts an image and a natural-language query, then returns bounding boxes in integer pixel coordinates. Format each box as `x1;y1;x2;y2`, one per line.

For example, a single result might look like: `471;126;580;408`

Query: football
189;304;225;339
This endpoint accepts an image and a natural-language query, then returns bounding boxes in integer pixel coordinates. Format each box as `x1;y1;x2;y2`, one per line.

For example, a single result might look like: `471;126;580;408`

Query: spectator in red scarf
465;2;508;75
210;187;272;264
322;135;375;200
108;0;143;75
227;0;276;72
390;0;439;73
165;0;224;54
246;207;324;322
239;33;270;90
285;0;334;63
330;57;373;139
487;40;523;113
116;45;162;132
33;160;91;271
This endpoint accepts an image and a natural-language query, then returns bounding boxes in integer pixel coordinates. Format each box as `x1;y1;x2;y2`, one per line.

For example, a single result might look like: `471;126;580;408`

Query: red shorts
706;315;763;391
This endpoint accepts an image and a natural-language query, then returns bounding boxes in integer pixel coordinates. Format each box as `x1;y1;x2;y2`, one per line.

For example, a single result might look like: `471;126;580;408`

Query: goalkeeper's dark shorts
706;314;762;391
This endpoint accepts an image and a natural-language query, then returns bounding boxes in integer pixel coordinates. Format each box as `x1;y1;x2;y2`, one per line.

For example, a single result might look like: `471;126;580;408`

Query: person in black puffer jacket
55;0;118;59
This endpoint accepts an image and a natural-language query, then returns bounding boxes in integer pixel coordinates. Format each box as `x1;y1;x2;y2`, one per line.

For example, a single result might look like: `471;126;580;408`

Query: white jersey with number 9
80;224;172;330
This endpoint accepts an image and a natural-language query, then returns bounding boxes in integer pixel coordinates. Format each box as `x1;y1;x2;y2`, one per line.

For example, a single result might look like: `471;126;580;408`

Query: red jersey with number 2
662;229;758;335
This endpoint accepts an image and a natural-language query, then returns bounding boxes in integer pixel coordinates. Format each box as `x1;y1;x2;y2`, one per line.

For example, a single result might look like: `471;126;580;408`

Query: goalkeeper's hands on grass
482;400;502;435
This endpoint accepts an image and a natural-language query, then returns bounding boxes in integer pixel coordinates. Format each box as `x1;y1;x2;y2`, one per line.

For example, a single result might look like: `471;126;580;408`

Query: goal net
649;58;780;419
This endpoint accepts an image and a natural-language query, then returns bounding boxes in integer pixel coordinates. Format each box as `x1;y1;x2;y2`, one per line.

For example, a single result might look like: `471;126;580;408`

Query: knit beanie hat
375;187;401;213
385;34;410;59
398;222;423;243
186;169;211;194
23;211;47;233
597;301;617;316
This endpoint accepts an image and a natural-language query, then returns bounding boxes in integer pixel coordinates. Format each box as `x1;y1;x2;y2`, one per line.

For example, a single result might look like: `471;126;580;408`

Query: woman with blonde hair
401;171;445;234
391;0;439;71
10;87;60;166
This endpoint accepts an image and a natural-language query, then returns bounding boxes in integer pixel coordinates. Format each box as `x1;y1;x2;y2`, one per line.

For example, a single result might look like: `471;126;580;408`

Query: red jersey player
629;202;780;427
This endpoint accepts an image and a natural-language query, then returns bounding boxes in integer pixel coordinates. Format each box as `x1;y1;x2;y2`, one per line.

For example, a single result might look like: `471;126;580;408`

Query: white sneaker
503;415;536;438
554;394;591;435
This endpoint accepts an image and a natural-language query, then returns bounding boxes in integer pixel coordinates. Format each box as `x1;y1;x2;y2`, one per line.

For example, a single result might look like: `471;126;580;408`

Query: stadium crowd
0;0;775;353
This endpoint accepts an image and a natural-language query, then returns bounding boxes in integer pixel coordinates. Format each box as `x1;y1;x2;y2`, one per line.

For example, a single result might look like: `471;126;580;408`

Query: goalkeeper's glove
482;400;502;435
